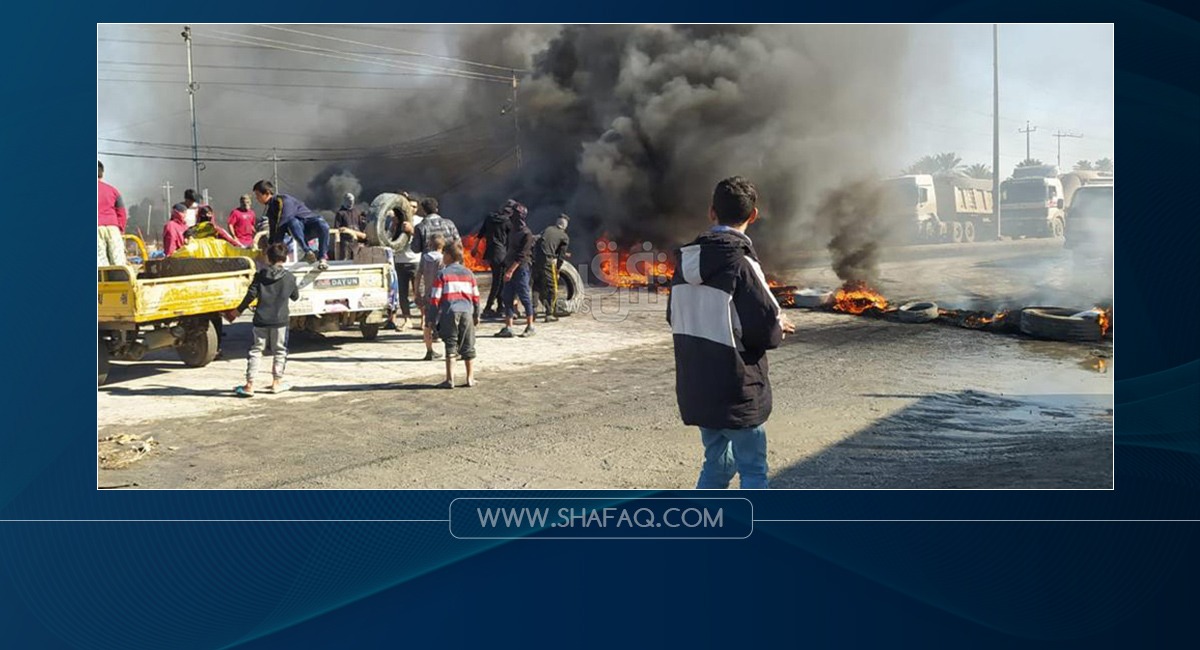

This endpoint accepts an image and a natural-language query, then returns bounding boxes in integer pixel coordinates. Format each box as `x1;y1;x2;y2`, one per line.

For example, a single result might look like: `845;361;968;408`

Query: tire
963;221;976;243
361;323;381;340
794;288;833;308
1050;217;1065;239
554;263;586;315
950;221;964;244
176;318;219;367
98;337;110;386
1019;307;1103;342
897;301;939;323
366;193;412;253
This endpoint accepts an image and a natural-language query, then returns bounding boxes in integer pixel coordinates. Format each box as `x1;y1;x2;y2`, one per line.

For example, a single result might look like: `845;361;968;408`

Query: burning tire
1019;307;1104;342
897;301;939;323
365;193;412;252
793;288;833;309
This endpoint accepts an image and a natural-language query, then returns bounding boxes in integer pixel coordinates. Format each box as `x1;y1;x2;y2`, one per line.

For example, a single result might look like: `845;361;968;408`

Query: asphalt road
98;238;1113;489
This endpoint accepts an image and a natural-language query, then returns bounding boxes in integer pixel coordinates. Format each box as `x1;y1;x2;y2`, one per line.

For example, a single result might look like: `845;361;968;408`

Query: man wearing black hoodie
228;243;301;397
667;177;795;489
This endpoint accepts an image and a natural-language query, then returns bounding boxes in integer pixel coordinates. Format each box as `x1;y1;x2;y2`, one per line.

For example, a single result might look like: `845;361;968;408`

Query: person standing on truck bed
226;194;258;247
171;189;200;228
162;199;190;257
387;192;423;330
334;192;366;260
474;207;511;319
97;161;128;266
253;180;330;270
533;214;571;323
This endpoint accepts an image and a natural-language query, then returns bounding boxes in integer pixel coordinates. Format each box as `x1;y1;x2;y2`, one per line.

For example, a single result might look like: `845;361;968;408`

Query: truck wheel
98;338;111;386
950;221;964;244
897;301;939;323
361;323;381;340
963;221;976;243
366;193;412;253
1019;307;1103;342
555;263;586;315
177;318;219;367
1050;217;1065;239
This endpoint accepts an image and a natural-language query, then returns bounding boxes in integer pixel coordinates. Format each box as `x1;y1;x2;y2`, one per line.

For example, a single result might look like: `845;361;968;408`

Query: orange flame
461;234;491;272
595;236;675;288
832;281;888;315
963;310;1010;328
1093;307;1112;337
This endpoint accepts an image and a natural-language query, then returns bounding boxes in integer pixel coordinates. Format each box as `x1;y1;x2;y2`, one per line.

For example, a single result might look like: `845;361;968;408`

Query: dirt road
97;239;1113;489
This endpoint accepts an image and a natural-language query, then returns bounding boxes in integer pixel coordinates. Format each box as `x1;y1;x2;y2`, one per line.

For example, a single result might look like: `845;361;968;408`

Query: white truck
999;166;1113;239
881;174;996;244
285;248;395;340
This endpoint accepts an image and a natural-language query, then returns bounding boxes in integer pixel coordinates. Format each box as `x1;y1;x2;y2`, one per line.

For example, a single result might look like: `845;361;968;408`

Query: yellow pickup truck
98;256;255;385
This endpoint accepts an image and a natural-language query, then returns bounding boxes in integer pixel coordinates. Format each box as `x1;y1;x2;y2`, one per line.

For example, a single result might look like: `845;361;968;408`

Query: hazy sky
97;24;1115;211
898;24;1114;172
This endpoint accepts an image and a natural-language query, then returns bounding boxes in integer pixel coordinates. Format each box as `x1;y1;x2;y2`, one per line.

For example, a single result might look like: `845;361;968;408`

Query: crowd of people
102;163;793;488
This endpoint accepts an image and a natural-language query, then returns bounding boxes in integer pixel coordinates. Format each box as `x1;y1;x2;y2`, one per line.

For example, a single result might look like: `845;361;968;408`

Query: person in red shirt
226;194;258;246
162;204;189;256
97;161;128;266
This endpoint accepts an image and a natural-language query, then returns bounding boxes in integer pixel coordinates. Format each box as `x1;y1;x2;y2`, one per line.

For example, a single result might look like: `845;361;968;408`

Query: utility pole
511;71;522;169
1019;120;1037;162
161;180;174;215
272;148;279;189
146;204;153;240
1052;130;1083;169
992;24;1001;240
182;26;201;193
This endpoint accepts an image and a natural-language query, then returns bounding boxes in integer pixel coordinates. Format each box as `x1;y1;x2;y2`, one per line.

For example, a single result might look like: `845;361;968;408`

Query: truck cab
999;165;1065;239
1063;183;1114;265
881;174;937;241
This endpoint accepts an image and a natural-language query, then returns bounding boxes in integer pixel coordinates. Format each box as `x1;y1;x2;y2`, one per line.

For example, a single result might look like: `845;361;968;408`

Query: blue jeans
282;216;330;260
696;425;768;489
501;264;533;318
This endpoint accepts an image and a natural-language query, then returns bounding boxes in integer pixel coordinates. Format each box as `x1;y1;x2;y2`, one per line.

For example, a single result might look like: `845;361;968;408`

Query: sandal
234;386;254;398
270;383;293;394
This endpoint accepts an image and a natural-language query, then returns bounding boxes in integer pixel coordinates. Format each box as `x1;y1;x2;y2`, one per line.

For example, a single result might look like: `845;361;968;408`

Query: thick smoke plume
815;180;887;286
448;25;911;263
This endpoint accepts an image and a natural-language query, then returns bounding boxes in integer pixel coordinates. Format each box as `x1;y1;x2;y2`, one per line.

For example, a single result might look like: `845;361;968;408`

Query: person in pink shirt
226;194;258;246
97;161;128;266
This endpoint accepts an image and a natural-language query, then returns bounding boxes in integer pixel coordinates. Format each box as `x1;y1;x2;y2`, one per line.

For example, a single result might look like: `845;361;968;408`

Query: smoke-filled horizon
99;25;913;267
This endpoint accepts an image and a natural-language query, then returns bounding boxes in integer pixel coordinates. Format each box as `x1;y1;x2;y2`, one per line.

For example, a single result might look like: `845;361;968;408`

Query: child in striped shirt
429;239;481;388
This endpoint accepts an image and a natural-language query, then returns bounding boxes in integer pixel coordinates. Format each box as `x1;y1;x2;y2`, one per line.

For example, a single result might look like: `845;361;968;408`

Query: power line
98;77;462;91
253;23;526;74
196;29;511;84
99;59;431;77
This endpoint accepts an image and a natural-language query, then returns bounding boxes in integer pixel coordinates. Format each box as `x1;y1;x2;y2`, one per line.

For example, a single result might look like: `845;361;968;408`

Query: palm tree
1017;158;1044;168
963;163;991;179
1094;158;1114;172
903;152;964;176
1074;160;1094;171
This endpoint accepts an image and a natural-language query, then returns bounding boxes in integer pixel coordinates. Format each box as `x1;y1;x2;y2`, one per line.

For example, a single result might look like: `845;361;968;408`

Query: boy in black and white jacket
667;176;795;489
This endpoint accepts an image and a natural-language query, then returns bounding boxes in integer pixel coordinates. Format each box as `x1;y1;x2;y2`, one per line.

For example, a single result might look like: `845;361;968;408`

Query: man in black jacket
474;208;511;318
667;176;795;489
494;200;536;338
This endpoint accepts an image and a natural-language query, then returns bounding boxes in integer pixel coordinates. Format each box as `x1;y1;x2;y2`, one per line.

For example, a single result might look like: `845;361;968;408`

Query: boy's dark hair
420;197;439;215
184;189;198;203
444;239;465;264
429;233;446;250
266;242;288;264
98;161;104;178
711;176;758;226
252;180;275;195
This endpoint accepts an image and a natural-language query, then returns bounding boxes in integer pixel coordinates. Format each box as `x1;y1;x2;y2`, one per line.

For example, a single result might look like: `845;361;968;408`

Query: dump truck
881;174;996;244
98;255;256;385
999;166;1113;239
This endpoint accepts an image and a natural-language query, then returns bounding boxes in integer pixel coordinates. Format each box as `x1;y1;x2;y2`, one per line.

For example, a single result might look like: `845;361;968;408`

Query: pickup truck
286;254;394;340
98;255;256;385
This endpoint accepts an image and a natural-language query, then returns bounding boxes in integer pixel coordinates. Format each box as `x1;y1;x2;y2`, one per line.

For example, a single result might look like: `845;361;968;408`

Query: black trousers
394;262;417;318
484;264;505;311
